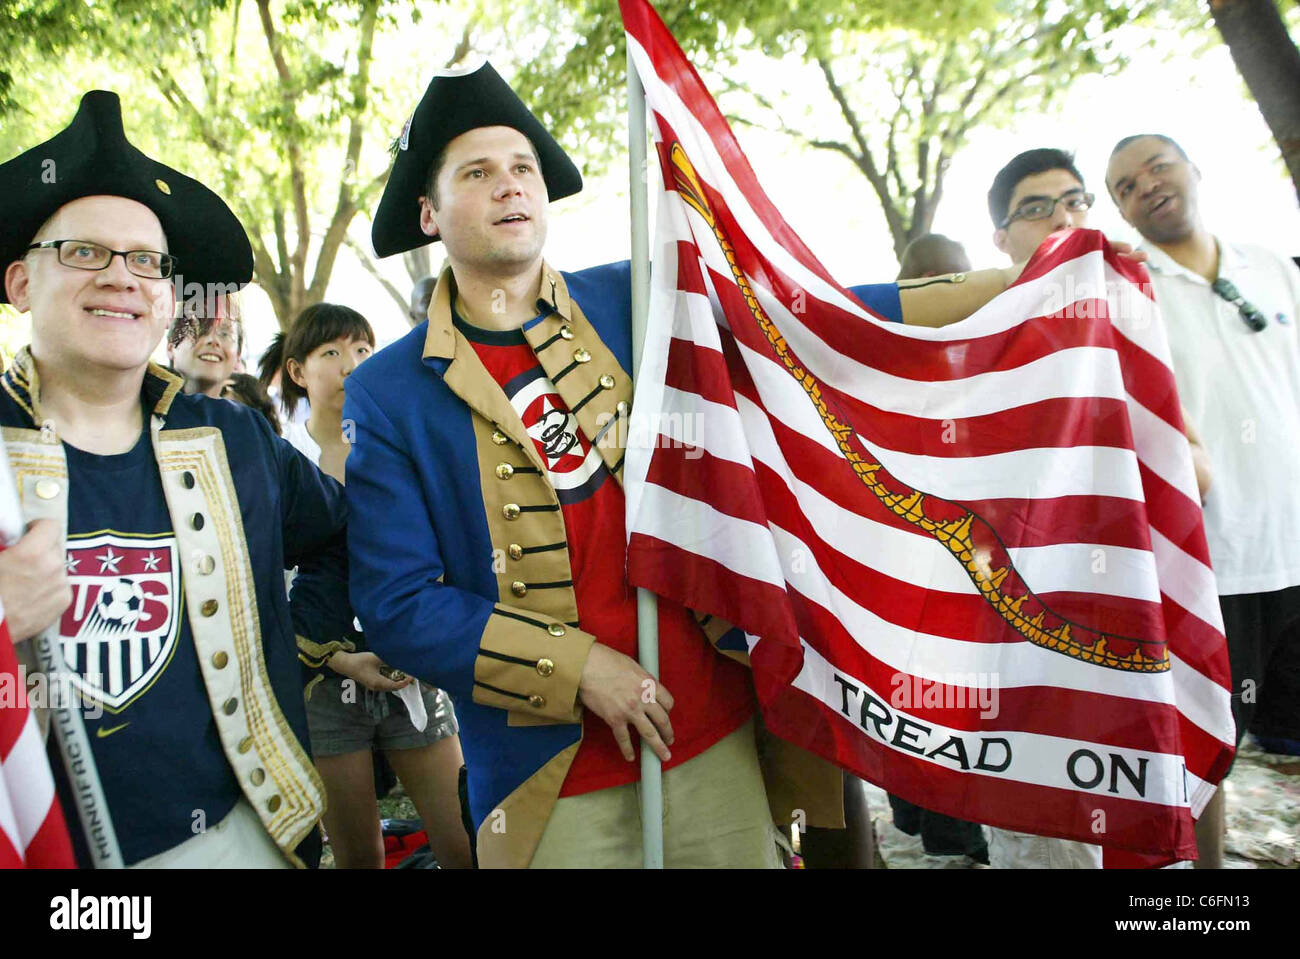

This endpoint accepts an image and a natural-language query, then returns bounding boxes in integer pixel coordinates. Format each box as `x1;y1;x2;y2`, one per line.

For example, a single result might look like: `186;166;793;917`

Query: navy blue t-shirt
55;428;241;865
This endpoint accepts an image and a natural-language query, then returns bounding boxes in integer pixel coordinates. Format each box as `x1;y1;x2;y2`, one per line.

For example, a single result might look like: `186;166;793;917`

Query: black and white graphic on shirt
58;532;182;712
504;366;608;503
535;405;579;460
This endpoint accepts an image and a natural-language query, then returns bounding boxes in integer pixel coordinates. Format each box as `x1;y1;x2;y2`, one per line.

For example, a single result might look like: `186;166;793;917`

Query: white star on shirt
64;554;80;573
96;547;122;574
142;551;161;572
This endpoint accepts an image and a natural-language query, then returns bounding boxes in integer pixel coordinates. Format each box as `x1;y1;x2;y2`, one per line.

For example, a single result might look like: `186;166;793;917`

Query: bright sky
226;20;1300;367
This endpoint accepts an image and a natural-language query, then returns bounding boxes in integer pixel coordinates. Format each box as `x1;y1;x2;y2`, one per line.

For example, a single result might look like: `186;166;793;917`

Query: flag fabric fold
0;605;76;869
620;0;1234;859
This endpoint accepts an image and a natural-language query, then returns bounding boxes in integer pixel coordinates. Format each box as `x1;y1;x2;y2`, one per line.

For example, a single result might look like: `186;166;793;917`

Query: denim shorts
306;675;458;758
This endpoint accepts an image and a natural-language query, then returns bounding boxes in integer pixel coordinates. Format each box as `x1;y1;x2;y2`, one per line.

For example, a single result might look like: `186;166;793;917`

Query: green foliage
0;0;454;328
511;0;1161;255
0;0;1203;294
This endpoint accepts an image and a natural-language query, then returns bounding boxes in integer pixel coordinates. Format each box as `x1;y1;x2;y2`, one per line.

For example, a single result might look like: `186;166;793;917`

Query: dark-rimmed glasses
1211;278;1267;332
1001;192;1095;229
25;239;176;279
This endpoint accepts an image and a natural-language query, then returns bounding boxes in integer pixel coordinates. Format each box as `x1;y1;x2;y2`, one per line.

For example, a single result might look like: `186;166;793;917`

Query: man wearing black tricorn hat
345;62;1051;868
0;90;355;867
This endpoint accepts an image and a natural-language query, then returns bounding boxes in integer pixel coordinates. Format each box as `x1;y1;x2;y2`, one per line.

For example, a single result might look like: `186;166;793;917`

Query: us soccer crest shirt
55;428;241;864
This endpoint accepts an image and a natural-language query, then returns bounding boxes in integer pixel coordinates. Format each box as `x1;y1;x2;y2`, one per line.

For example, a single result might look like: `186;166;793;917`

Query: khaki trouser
987;827;1102;869
529;718;785;868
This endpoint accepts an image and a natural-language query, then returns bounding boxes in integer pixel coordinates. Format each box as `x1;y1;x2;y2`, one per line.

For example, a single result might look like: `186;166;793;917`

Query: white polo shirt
1141;238;1300;595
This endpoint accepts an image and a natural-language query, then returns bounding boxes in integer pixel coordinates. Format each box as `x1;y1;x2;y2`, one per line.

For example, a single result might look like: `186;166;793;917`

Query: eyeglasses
1001;192;1095;228
25;239;176;279
1211;278;1267;332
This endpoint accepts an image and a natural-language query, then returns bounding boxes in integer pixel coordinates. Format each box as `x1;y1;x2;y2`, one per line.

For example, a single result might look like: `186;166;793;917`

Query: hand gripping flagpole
628;44;664;870
0;443;123;868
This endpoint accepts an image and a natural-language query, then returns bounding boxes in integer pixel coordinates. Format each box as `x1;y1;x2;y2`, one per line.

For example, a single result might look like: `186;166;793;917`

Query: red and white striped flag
621;0;1235;859
0;600;76;868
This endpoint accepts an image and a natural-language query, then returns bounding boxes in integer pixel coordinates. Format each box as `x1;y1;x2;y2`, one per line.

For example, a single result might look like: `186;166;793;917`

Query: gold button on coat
491;429;510;445
507;544;524;561
200;599;219;617
503;503;520;520
251;768;266;787
536;658;555;677
211;651;228;669
599;374;616;390
495;463;514;480
528;694;546;709
573;348;592;363
191;513;205;531
181;471;196;489
511;581;527;597
237;736;254;754
196;554;216;575
34;478;60;500
547;623;566;637
559;325;574;340
223;697;238;715
267;796;282;813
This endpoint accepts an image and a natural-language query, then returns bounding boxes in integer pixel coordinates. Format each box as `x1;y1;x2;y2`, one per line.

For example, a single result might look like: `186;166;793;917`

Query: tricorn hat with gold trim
370;61;582;257
0;90;253;304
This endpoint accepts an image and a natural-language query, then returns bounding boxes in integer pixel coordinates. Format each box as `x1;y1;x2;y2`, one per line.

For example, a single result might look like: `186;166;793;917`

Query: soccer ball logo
96;577;145;629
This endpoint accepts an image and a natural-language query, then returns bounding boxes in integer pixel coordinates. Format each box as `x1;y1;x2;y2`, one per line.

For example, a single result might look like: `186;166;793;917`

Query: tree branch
272;200;290;284
815;55;906;249
256;0;310;309
151;65;229;156
310;0;380;304
445;17;475;68
345;235;410;321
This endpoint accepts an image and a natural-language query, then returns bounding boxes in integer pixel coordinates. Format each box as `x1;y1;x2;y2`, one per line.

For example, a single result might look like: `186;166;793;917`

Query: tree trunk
403;246;434;285
1209;0;1300;204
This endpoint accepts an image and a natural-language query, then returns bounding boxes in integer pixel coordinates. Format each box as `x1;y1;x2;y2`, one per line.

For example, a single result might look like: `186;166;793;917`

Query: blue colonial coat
345;261;900;867
1;350;352;867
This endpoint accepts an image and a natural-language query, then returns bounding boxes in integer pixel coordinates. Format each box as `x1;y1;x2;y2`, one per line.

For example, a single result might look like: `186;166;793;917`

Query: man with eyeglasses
166;295;245;399
979;149;1108;868
0;90;354;868
990;148;1096;264
1106;133;1300;865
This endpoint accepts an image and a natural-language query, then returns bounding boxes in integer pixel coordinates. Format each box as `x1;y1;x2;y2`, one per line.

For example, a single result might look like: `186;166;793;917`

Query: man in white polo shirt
1107;133;1300;867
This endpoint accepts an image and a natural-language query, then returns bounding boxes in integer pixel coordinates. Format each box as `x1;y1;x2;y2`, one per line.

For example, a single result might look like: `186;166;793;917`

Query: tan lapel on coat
522;267;632;487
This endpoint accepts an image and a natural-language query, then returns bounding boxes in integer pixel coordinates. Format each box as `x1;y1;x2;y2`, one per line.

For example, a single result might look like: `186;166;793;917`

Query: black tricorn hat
370;61;583;257
0;90;253;304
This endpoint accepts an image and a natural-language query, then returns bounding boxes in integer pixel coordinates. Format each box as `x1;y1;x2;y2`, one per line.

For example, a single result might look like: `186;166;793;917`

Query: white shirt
1141;238;1300;595
282;419;322;467
281;420;322;594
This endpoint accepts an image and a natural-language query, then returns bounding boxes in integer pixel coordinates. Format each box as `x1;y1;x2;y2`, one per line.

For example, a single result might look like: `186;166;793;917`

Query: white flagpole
627;42;664;870
0;444;123;867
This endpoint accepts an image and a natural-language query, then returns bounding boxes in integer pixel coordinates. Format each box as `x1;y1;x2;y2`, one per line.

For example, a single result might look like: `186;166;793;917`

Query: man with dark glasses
1107;133;1300;866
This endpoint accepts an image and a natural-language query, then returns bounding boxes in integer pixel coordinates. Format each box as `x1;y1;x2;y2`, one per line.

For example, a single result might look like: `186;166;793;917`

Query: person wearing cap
0;91;354;868
344;63;1063;868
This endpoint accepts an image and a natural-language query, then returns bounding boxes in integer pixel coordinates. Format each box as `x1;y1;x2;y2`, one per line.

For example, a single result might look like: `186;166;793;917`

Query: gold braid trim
296;634;356;669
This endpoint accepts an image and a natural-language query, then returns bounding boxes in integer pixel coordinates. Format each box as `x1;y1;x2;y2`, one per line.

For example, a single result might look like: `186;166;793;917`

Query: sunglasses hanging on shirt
1210;278;1268;332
